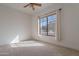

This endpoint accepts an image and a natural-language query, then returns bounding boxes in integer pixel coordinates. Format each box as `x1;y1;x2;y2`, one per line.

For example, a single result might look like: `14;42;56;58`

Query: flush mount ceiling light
24;3;42;10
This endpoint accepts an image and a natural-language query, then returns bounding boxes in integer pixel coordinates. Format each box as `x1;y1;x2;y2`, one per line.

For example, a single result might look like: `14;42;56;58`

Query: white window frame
38;9;61;40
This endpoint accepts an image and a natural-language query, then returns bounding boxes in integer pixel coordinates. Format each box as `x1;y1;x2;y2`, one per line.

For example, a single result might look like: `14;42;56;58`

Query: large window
39;13;57;37
39;9;61;38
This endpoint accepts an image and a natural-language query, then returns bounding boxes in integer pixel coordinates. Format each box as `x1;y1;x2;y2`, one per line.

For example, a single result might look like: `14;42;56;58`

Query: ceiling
0;3;54;15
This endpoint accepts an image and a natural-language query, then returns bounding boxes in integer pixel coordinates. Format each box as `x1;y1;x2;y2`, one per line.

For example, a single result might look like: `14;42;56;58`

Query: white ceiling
0;3;54;15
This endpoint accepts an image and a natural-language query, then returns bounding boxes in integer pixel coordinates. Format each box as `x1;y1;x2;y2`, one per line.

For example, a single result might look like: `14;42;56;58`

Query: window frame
47;13;57;36
38;9;61;40
39;17;48;36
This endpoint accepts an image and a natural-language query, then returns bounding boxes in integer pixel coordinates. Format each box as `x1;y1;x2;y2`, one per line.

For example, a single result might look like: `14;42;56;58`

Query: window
48;14;56;36
39;9;61;38
39;17;47;35
39;14;56;36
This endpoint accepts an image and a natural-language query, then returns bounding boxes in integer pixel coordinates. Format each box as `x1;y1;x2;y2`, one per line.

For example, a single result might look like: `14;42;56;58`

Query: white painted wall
32;4;79;50
0;5;32;45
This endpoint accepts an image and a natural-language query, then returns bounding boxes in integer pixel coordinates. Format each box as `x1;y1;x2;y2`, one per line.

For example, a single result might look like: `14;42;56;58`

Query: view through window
39;13;57;36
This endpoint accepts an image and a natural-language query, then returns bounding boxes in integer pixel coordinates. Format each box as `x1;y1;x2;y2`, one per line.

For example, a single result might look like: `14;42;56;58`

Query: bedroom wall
0;5;32;45
32;4;79;50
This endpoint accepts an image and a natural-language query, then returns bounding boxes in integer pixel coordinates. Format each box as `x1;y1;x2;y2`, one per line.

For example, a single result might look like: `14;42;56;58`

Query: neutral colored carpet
0;40;79;56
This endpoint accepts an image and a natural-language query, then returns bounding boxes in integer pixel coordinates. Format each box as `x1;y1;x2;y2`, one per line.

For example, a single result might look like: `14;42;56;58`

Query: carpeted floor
0;40;79;56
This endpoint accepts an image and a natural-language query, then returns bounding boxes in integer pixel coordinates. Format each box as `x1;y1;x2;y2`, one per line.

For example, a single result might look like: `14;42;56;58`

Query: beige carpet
0;40;79;56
